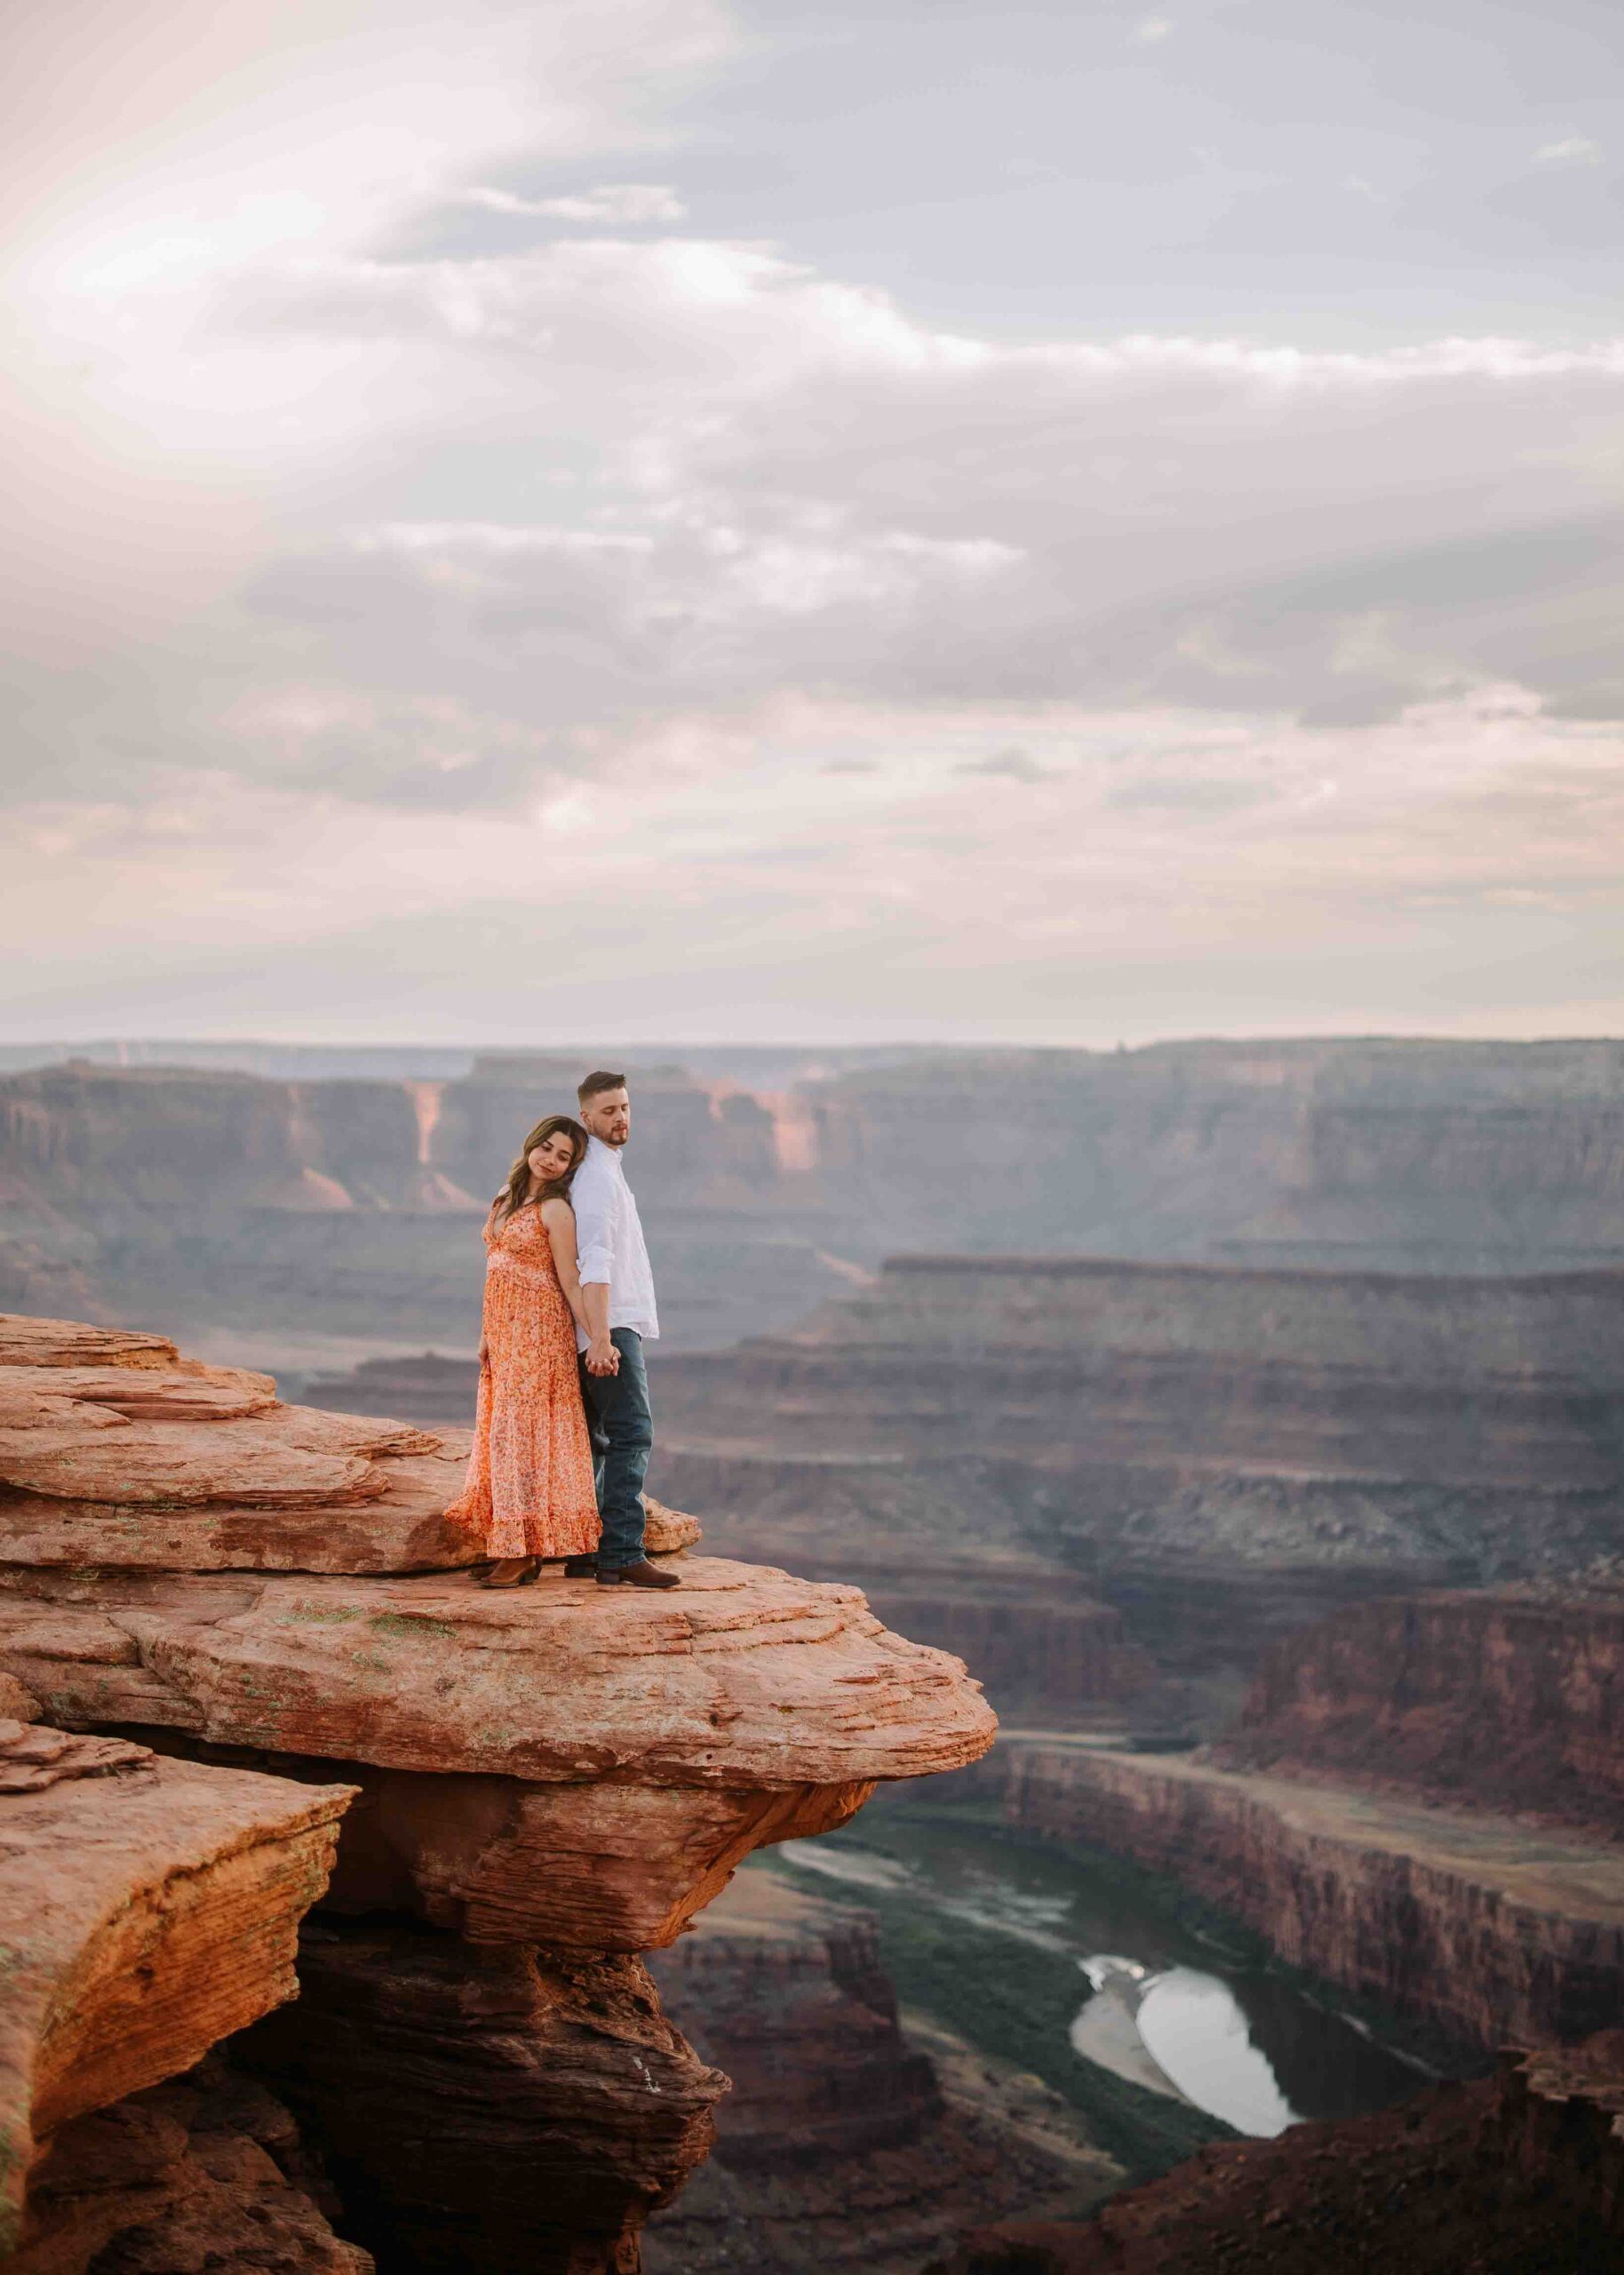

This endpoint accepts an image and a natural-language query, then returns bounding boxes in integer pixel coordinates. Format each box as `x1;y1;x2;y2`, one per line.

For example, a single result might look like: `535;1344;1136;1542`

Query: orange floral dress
446;1203;601;1560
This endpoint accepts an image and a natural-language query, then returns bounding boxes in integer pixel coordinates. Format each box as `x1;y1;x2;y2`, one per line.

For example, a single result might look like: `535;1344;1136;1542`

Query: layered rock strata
996;1740;1624;2049
651;1871;943;2167
0;1313;692;1573
0;1556;985;1950
0;1307;997;2271
0;1659;360;2269
646;1871;1125;2275
1215;1585;1624;1830
926;2035;1624;2275
15;2054;370;2275
0;1736;353;2250
0;1056;843;1355
654;1253;1624;1708
14;1037;1624;1371
238;1924;726;2275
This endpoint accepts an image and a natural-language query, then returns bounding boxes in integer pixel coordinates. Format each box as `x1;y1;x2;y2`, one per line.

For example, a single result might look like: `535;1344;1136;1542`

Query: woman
446;1114;601;1587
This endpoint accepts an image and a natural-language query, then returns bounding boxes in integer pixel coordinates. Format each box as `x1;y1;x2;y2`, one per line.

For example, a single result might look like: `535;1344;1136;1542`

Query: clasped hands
585;1336;621;1377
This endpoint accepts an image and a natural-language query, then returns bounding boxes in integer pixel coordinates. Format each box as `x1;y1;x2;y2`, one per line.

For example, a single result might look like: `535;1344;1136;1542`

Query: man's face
581;1086;632;1146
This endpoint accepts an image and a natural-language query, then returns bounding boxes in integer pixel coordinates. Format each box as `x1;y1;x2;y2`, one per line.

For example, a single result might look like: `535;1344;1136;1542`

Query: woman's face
528;1130;577;1185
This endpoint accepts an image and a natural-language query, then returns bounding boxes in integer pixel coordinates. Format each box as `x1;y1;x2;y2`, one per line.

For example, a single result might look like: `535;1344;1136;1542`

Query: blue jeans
578;1329;651;1569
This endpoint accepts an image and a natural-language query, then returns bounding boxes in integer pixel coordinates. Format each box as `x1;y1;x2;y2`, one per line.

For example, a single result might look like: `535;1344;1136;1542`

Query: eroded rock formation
926;2035;1624;2274
646;1871;1126;2275
0;1740;352;2247
12;1037;1624;1366
0;1306;996;2271
14;2055;370;2275
654;1252;1624;1716
1214;1585;1624;1830
238;1926;727;2275
0;1649;360;2270
994;1740;1624;2050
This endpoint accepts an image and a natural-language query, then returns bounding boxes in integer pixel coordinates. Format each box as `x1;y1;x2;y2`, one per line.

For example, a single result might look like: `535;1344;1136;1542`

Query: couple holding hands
446;1069;680;1592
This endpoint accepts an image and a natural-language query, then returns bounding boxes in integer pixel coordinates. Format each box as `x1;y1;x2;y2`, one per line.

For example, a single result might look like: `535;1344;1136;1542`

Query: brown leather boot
595;1558;681;1589
477;1556;540;1589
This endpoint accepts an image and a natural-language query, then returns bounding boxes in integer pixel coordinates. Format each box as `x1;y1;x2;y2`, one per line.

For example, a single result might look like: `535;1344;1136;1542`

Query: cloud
1534;136;1602;165
7;0;1624;1043
451;182;688;224
962;747;1047;783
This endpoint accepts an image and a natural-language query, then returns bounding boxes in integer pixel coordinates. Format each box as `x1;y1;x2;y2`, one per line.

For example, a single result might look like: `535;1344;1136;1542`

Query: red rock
0;1307;1003;2273
644;1494;701;1554
0;1361;278;1423
244;1403;443;1459
0;1315;702;1576
923;2037;1624;2274
1214;1587;1624;1832
0;1559;994;1949
0;1750;354;2251
0;1441;473;1572
0;1421;385;1509
0;1559;994;1787
0;1390;129;1434
0;1317;177;1370
322;1762;872;1948
236;1920;727;2275
651;1870;942;2165
0;1715;153;1792
13;2055;372;2274
994;1742;1624;2049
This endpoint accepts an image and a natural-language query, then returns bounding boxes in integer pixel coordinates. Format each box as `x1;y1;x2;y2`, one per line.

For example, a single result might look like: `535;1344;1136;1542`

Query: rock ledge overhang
0;1313;996;1950
0;1737;353;2250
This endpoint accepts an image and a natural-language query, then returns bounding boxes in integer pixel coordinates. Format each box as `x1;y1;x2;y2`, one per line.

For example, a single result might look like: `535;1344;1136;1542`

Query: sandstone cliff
0;1664;362;2270
1214;1585;1624;1831
927;2034;1624;2274
646;1871;1126;2275
12;1037;1624;1371
994;1739;1624;2051
652;1251;1624;1720
0;1306;996;2271
0;1057;845;1358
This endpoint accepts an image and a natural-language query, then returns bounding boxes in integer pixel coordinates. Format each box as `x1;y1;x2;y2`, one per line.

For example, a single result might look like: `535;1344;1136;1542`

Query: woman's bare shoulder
538;1193;576;1221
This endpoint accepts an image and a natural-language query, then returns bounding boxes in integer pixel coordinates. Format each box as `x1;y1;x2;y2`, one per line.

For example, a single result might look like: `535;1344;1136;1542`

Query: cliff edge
0;1308;997;2271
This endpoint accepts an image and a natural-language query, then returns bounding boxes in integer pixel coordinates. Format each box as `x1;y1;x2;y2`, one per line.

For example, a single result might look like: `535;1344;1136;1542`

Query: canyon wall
798;1036;1624;1273
927;2035;1624;2275
645;1869;1126;2275
10;1037;1624;1369
1214;1586;1624;1830
994;1742;1624;2051
652;1251;1624;1720
0;1057;848;1358
0;1307;996;2271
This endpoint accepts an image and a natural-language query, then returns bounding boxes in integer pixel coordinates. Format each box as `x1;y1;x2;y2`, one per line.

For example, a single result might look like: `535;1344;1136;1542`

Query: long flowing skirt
446;1248;601;1559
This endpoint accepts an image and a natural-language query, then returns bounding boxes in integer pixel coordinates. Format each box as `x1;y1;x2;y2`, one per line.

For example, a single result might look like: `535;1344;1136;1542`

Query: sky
3;0;1622;1047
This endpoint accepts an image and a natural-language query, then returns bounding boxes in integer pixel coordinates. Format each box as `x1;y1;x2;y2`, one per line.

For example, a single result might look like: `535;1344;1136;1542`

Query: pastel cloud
3;0;1622;1045
450;183;689;223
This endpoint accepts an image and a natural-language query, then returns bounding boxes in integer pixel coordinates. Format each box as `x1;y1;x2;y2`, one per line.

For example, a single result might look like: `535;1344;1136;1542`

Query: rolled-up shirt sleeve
572;1158;616;1285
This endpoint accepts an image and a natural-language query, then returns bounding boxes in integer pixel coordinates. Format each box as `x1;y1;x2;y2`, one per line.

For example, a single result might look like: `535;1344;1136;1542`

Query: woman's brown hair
492;1114;588;1223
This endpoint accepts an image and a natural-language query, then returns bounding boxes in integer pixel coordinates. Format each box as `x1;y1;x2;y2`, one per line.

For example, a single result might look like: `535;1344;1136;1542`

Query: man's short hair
577;1068;628;1106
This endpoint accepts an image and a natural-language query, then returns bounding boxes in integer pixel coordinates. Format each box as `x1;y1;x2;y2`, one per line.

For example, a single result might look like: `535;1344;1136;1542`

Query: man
568;1070;681;1590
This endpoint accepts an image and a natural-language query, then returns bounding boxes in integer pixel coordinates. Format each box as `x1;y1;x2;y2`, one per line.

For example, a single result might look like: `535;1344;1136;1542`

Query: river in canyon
771;1792;1441;2142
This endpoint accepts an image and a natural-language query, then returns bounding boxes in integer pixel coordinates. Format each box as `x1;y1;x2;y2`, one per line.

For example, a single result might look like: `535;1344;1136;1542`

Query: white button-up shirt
569;1135;659;1352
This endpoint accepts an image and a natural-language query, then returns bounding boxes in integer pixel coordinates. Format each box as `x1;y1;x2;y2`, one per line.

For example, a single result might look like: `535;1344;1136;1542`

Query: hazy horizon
5;0;1621;1046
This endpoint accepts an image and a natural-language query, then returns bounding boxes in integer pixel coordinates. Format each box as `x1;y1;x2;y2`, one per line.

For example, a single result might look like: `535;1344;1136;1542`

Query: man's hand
585;1335;620;1377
